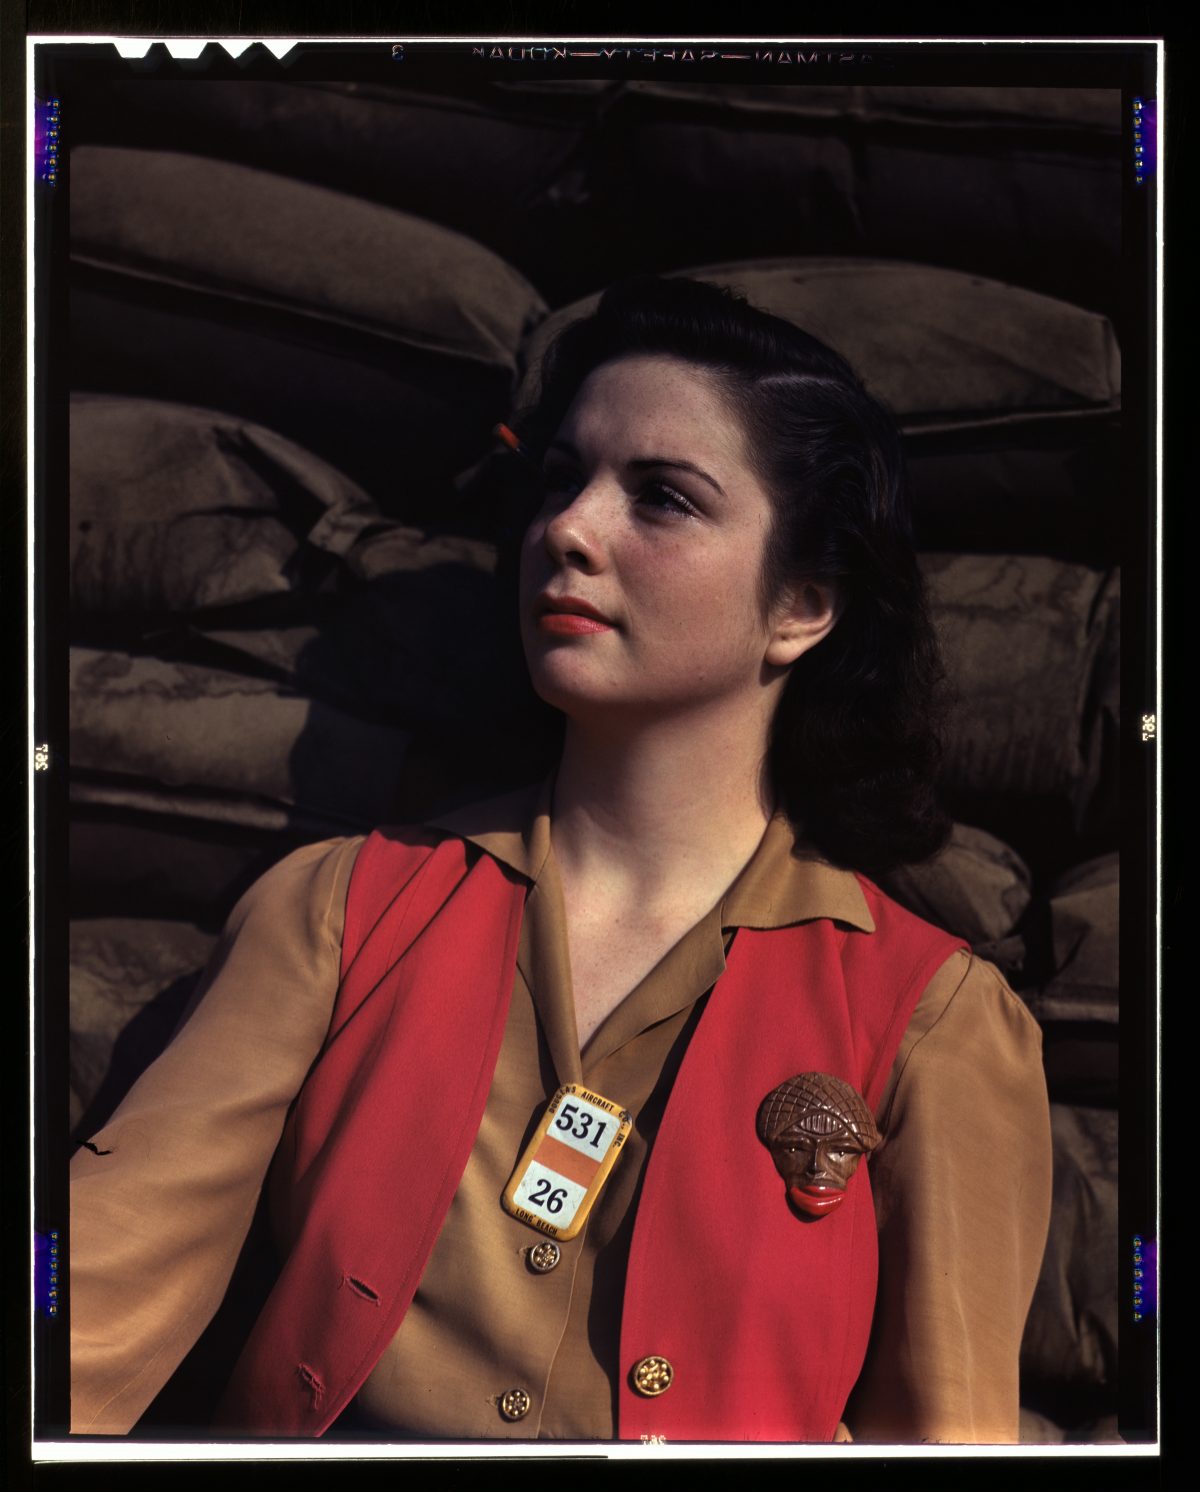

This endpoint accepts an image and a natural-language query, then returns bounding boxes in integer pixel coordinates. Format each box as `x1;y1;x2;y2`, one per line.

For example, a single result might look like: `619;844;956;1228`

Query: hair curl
499;275;951;876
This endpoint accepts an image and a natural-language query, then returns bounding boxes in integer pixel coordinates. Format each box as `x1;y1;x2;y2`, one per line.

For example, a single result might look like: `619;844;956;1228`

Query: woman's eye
535;470;699;520
637;480;699;518
540;467;577;493
538;469;582;505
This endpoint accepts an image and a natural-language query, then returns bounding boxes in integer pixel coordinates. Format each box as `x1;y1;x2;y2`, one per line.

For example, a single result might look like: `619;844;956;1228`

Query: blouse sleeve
843;949;1053;1444
69;836;362;1435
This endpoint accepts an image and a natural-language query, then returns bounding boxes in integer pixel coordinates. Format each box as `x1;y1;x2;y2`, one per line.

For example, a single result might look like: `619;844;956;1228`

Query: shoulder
881;948;1046;1130
243;806;520;930
913;948;1045;1049
352;790;537;888
839;874;970;1002
230;836;369;943
142;839;372;1073
337;797;536;958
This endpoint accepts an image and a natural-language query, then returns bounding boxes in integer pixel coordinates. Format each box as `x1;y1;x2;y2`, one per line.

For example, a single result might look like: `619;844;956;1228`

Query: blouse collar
427;777;875;935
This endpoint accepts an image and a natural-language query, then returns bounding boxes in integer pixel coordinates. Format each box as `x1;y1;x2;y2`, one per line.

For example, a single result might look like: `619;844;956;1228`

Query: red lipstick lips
787;1184;846;1218
536;594;614;636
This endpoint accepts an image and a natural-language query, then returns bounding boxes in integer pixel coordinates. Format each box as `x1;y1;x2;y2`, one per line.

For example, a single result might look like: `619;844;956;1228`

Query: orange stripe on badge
535;1133;602;1189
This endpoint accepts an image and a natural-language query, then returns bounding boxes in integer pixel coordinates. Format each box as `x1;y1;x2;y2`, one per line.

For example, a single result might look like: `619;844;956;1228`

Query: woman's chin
526;669;596;713
525;659;622;716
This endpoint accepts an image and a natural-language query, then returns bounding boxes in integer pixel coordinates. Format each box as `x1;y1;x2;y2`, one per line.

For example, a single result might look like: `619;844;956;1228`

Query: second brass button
631;1355;674;1397
499;1387;532;1421
528;1242;561;1273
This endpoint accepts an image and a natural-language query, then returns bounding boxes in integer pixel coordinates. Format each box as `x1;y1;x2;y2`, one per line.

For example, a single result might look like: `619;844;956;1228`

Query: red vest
216;825;965;1441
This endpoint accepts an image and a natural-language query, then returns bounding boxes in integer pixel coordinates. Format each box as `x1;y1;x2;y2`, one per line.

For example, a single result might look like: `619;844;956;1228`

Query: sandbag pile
70;78;1123;321
66;78;1126;1439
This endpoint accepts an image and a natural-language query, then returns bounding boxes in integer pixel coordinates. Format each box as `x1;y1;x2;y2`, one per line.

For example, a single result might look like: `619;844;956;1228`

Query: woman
70;276;1052;1444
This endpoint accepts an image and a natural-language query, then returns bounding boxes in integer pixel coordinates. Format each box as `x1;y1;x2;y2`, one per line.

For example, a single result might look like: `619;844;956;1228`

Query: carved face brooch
756;1072;880;1219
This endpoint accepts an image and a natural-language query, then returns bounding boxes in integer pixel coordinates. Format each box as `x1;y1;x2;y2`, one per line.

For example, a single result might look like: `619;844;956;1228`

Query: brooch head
756;1072;880;1219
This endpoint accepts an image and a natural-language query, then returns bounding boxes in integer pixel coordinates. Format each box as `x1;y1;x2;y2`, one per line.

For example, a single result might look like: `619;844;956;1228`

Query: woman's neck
550;705;778;914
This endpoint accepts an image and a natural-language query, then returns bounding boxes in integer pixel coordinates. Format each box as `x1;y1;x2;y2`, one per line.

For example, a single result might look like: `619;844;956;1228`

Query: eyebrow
546;438;727;498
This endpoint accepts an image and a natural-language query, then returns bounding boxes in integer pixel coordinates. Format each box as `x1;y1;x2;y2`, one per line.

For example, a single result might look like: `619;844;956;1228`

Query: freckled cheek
642;589;710;649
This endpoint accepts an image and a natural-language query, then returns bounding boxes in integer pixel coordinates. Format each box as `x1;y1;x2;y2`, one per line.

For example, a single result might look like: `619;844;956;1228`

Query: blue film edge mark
34;1228;60;1318
1133;97;1157;186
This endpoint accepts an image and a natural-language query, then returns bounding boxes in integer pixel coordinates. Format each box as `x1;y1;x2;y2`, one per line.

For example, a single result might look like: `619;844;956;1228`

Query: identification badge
502;1084;633;1240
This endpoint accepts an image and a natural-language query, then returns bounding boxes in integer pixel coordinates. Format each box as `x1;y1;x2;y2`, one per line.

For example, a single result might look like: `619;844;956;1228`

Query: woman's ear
764;581;841;668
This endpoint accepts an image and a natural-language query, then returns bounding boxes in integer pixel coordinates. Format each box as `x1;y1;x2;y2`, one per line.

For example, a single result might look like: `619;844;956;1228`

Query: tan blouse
71;781;1053;1444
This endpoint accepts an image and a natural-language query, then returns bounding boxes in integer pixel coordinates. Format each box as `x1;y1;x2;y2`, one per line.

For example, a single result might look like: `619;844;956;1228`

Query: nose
803;1150;830;1182
541;482;609;574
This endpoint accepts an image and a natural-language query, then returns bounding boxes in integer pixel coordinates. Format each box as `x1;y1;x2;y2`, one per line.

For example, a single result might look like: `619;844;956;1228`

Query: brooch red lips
756;1072;881;1220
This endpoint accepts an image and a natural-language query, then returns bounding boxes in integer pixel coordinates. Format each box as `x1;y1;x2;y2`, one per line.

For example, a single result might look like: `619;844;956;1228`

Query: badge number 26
555;1102;609;1149
527;1177;568;1212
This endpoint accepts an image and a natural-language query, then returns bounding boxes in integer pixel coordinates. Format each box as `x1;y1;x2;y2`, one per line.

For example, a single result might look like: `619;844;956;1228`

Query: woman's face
519;354;802;723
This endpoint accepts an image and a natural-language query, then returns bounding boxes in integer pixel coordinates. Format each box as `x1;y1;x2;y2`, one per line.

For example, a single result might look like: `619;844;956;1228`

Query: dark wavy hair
499;274;951;877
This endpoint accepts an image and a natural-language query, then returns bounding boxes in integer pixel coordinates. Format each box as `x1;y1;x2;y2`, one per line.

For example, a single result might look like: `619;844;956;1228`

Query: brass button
528;1241;561;1274
631;1356;674;1397
499;1387;532;1421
